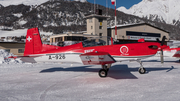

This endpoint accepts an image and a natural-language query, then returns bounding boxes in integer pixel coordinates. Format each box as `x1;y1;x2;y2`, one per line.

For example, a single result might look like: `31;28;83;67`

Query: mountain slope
0;0;87;7
0;0;179;40
0;0;49;6
117;0;180;26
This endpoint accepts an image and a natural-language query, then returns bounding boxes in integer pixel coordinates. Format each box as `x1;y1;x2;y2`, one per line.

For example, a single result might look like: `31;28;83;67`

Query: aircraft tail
24;28;42;56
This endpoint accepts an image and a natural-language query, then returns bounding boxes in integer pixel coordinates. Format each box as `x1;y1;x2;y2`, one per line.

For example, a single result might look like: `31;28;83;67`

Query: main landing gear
137;60;146;74
98;61;146;78
98;64;111;77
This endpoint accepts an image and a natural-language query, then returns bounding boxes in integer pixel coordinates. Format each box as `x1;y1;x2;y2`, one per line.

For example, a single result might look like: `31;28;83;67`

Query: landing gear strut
98;64;111;77
137;60;146;74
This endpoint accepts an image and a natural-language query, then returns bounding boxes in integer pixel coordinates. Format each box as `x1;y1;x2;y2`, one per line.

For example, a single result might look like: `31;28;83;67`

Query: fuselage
22;42;161;64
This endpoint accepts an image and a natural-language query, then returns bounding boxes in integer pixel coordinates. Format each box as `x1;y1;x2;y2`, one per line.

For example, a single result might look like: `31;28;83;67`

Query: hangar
108;23;169;43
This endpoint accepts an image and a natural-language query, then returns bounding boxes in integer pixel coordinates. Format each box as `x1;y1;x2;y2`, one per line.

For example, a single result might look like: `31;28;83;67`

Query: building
84;14;109;36
50;32;85;46
108;23;169;42
50;10;109;45
0;42;25;56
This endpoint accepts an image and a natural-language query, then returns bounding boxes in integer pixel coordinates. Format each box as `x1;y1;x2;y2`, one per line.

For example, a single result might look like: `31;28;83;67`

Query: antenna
94;0;96;14
106;0;108;15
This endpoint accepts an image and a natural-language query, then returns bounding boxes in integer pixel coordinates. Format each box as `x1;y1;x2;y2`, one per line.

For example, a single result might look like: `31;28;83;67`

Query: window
99;26;102;29
18;49;24;53
91;26;93;29
99;33;102;36
5;49;10;53
65;36;72;41
99;19;103;22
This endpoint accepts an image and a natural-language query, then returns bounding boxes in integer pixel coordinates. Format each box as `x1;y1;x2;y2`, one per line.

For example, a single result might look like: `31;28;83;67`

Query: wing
80;52;116;65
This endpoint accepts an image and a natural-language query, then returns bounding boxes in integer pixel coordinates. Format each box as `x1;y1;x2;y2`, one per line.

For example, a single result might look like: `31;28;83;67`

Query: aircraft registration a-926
8;28;167;77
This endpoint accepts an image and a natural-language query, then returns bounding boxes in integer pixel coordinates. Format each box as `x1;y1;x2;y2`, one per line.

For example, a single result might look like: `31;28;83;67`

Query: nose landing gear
137;60;146;74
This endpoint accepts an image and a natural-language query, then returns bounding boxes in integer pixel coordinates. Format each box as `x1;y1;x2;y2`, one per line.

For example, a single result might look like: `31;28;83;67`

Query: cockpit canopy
82;36;112;47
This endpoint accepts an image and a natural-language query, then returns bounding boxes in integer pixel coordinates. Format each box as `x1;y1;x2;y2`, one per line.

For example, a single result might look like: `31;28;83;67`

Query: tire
98;69;108;77
138;68;146;74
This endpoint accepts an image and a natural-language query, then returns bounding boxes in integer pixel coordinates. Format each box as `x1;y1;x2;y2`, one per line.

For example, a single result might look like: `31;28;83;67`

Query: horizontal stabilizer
80;52;116;65
7;55;40;63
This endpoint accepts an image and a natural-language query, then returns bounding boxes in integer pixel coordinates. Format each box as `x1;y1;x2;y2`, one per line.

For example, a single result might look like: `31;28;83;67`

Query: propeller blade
156;38;161;43
160;50;164;64
161;36;166;46
160;36;166;63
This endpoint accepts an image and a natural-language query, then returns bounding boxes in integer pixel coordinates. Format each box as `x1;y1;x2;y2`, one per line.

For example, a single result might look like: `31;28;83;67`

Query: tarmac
0;57;180;101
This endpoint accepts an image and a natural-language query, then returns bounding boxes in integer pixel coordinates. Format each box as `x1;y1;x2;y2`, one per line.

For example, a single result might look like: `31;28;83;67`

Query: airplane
157;42;180;62
8;27;167;77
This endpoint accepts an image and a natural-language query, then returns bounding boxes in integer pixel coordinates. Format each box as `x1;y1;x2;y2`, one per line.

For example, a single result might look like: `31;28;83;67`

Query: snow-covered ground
0;49;180;101
0;29;53;38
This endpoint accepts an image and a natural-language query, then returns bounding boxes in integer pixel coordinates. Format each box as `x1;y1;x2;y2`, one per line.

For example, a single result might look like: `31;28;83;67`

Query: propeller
157;36;166;63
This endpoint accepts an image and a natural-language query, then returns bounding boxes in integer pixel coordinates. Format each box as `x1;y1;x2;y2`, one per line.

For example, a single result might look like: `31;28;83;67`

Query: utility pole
111;0;117;40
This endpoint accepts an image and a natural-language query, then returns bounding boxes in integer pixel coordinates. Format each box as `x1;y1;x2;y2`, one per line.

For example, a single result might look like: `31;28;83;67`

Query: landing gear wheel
98;69;108;77
106;68;109;72
138;68;146;74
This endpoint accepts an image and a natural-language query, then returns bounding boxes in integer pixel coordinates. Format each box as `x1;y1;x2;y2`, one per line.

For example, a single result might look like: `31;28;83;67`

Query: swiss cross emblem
27;36;32;42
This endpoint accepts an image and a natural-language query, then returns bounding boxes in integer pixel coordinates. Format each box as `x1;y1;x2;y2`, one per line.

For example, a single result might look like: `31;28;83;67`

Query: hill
0;0;179;40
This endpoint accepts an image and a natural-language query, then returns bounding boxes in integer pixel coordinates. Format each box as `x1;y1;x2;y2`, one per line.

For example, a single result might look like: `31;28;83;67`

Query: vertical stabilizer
24;28;42;56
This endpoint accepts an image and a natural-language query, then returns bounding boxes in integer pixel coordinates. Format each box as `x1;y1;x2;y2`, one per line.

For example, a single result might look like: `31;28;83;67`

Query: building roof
109;23;169;33
85;14;110;19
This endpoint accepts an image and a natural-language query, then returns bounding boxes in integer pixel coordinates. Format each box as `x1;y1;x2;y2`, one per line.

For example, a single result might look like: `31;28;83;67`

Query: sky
87;0;142;9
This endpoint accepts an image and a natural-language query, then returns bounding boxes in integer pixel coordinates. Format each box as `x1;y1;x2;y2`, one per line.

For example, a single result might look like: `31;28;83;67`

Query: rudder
24;28;42;56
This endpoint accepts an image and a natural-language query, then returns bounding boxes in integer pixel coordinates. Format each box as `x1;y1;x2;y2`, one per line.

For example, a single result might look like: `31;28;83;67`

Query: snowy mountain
117;0;180;25
0;0;87;7
0;0;180;40
74;0;87;2
0;0;49;6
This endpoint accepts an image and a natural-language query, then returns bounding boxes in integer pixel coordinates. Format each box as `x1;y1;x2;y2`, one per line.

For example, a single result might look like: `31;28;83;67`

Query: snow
0;0;87;7
0;48;180;100
13;13;23;18
0;29;53;38
74;0;87;2
0;49;22;64
117;0;180;25
0;0;49;6
0;29;27;37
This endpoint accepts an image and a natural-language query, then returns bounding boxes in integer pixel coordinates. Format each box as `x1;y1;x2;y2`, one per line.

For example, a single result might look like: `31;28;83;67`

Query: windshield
82;36;112;47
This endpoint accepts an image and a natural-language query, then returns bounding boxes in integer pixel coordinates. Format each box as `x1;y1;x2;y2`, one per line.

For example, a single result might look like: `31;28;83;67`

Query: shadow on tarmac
40;64;175;79
142;60;180;63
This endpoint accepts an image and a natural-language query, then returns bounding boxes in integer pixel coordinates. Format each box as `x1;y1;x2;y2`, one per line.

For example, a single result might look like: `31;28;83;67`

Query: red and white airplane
8;28;167;77
158;44;180;62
